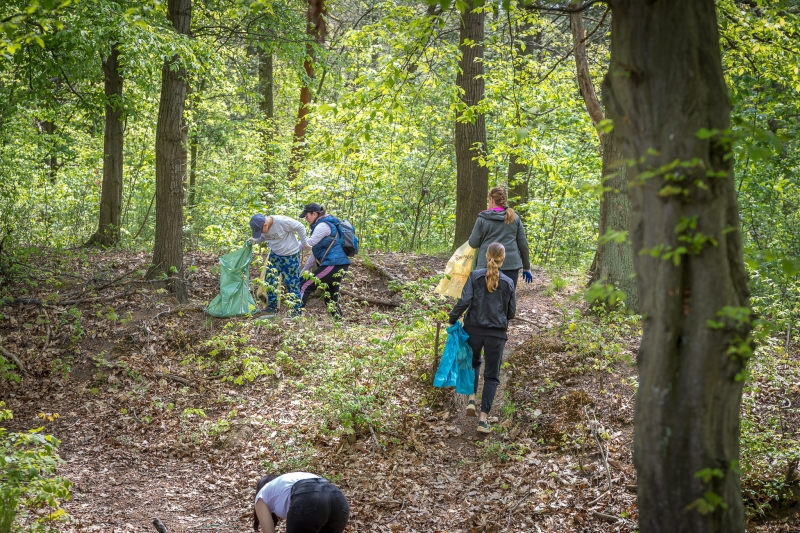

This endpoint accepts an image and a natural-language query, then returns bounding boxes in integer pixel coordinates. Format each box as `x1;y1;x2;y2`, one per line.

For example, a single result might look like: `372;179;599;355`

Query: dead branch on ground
0;344;28;376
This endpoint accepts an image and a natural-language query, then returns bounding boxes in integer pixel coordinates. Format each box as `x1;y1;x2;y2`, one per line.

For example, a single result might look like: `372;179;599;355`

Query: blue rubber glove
522;270;533;283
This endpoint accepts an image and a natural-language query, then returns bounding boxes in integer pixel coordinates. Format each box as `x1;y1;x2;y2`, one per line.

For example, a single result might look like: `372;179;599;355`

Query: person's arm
255;499;275;533
507;284;517;321
467;218;483;249
302;253;316;272
448;276;474;324
289;219;310;250
305;222;331;247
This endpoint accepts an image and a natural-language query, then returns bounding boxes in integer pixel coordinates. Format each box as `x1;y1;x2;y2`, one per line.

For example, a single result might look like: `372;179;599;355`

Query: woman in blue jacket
299;203;350;317
449;242;516;433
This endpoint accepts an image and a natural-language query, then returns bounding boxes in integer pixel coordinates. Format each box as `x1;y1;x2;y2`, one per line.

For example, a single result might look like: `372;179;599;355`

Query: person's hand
522;270;533;283
448;317;457;325
248;237;256;244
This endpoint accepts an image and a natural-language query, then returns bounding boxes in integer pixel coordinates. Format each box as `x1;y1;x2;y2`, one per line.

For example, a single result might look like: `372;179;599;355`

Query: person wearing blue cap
248;214;310;315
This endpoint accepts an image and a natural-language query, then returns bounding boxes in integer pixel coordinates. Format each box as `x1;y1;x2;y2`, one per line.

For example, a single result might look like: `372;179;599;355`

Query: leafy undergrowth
0;249;799;532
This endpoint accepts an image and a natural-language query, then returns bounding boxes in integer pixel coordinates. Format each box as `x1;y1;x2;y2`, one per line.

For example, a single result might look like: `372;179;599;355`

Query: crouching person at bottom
448;242;516;433
253;472;350;533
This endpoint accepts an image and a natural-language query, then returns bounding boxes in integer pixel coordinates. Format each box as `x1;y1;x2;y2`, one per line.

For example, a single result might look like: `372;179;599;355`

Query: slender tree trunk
259;49;274;120
288;0;325;181
453;0;488;248
149;0;191;303
507;26;535;207
188;131;198;208
603;1;751;531
38;119;57;182
87;43;124;247
570;4;637;311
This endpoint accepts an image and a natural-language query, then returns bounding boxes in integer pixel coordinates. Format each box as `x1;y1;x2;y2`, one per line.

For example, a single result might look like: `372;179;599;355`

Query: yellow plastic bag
434;241;476;298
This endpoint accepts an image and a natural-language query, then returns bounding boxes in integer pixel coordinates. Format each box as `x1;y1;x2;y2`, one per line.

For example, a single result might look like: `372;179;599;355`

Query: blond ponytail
489;186;517;224
485;242;506;292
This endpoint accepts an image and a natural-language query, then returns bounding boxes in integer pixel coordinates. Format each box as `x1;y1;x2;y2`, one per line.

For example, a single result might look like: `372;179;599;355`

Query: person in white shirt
253;472;350;533
248;214;310;315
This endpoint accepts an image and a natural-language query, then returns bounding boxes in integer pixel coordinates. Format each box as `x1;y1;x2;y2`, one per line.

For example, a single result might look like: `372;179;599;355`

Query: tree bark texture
150;0;191;303
258;50;274;120
570;5;637;311
603;1;751;531
594;132;637;311
87;43;124;247
288;0;325;181
453;1;488;248
507;26;534;207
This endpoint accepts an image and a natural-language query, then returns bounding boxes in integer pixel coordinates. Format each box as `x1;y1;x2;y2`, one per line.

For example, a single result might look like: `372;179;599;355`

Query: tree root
0;345;28;376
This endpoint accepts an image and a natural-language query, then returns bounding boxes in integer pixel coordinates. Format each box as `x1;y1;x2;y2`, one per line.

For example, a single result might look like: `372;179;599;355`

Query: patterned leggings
262;252;302;312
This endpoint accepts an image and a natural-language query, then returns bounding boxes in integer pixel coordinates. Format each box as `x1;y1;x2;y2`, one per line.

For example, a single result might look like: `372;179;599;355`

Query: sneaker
466;400;477;418
477;420;491;434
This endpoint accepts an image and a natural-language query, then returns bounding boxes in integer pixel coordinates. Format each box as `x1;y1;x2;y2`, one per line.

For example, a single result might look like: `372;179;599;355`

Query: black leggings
501;268;519;288
468;334;506;414
300;264;349;317
287;478;350;533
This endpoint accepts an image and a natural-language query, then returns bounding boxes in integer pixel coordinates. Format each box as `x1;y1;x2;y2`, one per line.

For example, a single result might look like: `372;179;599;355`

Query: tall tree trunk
507;26;535;207
149;0;191;303
603;1;751;531
188;131;198;208
453;0;488;248
38;119;58;182
288;0;325;181
87;43;124;247
570;4;637;312
259;49;274;120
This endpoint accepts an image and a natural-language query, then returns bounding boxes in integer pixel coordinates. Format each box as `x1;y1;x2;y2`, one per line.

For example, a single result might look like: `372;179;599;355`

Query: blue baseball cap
250;214;267;239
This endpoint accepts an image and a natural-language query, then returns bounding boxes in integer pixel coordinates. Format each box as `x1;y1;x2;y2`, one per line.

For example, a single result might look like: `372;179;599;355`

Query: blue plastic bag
434;322;475;395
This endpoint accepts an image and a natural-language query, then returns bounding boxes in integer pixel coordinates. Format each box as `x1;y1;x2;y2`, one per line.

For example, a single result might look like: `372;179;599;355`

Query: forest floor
1;249;798;532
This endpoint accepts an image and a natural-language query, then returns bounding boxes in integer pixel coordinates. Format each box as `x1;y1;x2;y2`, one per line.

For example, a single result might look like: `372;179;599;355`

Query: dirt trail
1;253;632;532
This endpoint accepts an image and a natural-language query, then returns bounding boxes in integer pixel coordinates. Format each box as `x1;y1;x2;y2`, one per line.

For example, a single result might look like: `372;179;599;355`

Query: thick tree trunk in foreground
603;1;751;531
149;0;191;303
288;0;325;181
453;0;488;248
87;43;124;247
570;4;637;311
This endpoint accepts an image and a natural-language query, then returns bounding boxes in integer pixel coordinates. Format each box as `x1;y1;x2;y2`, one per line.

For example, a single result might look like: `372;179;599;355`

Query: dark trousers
501;268;520;288
468;334;506;414
300;264;349;317
287;478;350;533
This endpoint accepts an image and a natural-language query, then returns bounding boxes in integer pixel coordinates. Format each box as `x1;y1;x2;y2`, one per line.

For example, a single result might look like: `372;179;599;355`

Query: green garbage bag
206;242;258;318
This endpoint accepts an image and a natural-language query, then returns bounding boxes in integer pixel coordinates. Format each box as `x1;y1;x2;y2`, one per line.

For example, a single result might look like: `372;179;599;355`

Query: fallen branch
1;290;132;308
586;489;609;506
0;345;28;376
584;405;612;490
384;498;406;525
591;510;623;523
154;372;195;388
368;423;385;453
38;308;51;360
506;489;533;530
511;316;538;326
152;518;171;533
341;289;399;307
364;257;402;283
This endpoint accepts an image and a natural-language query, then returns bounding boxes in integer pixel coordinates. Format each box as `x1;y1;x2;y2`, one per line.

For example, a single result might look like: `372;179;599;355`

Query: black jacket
468;209;531;271
449;269;516;335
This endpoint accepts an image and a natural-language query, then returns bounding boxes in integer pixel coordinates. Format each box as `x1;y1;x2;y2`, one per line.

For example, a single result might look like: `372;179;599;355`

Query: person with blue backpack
299;203;358;318
449;242;516;433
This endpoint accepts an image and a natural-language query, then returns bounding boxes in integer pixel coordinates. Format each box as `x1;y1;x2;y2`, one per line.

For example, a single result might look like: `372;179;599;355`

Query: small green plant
0;402;72;532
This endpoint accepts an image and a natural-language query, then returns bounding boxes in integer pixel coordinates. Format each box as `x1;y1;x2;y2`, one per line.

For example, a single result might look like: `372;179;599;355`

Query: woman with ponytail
468;186;532;287
449;242;516;433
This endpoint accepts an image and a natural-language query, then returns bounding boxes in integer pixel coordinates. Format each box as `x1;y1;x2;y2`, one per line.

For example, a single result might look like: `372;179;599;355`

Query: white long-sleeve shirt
252;215;310;256
302;222;332;271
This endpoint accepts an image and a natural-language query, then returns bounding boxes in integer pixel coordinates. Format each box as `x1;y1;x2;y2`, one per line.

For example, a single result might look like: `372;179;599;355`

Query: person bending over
449;242;516;433
253;472;350;533
299;203;350;318
248;213;310;315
